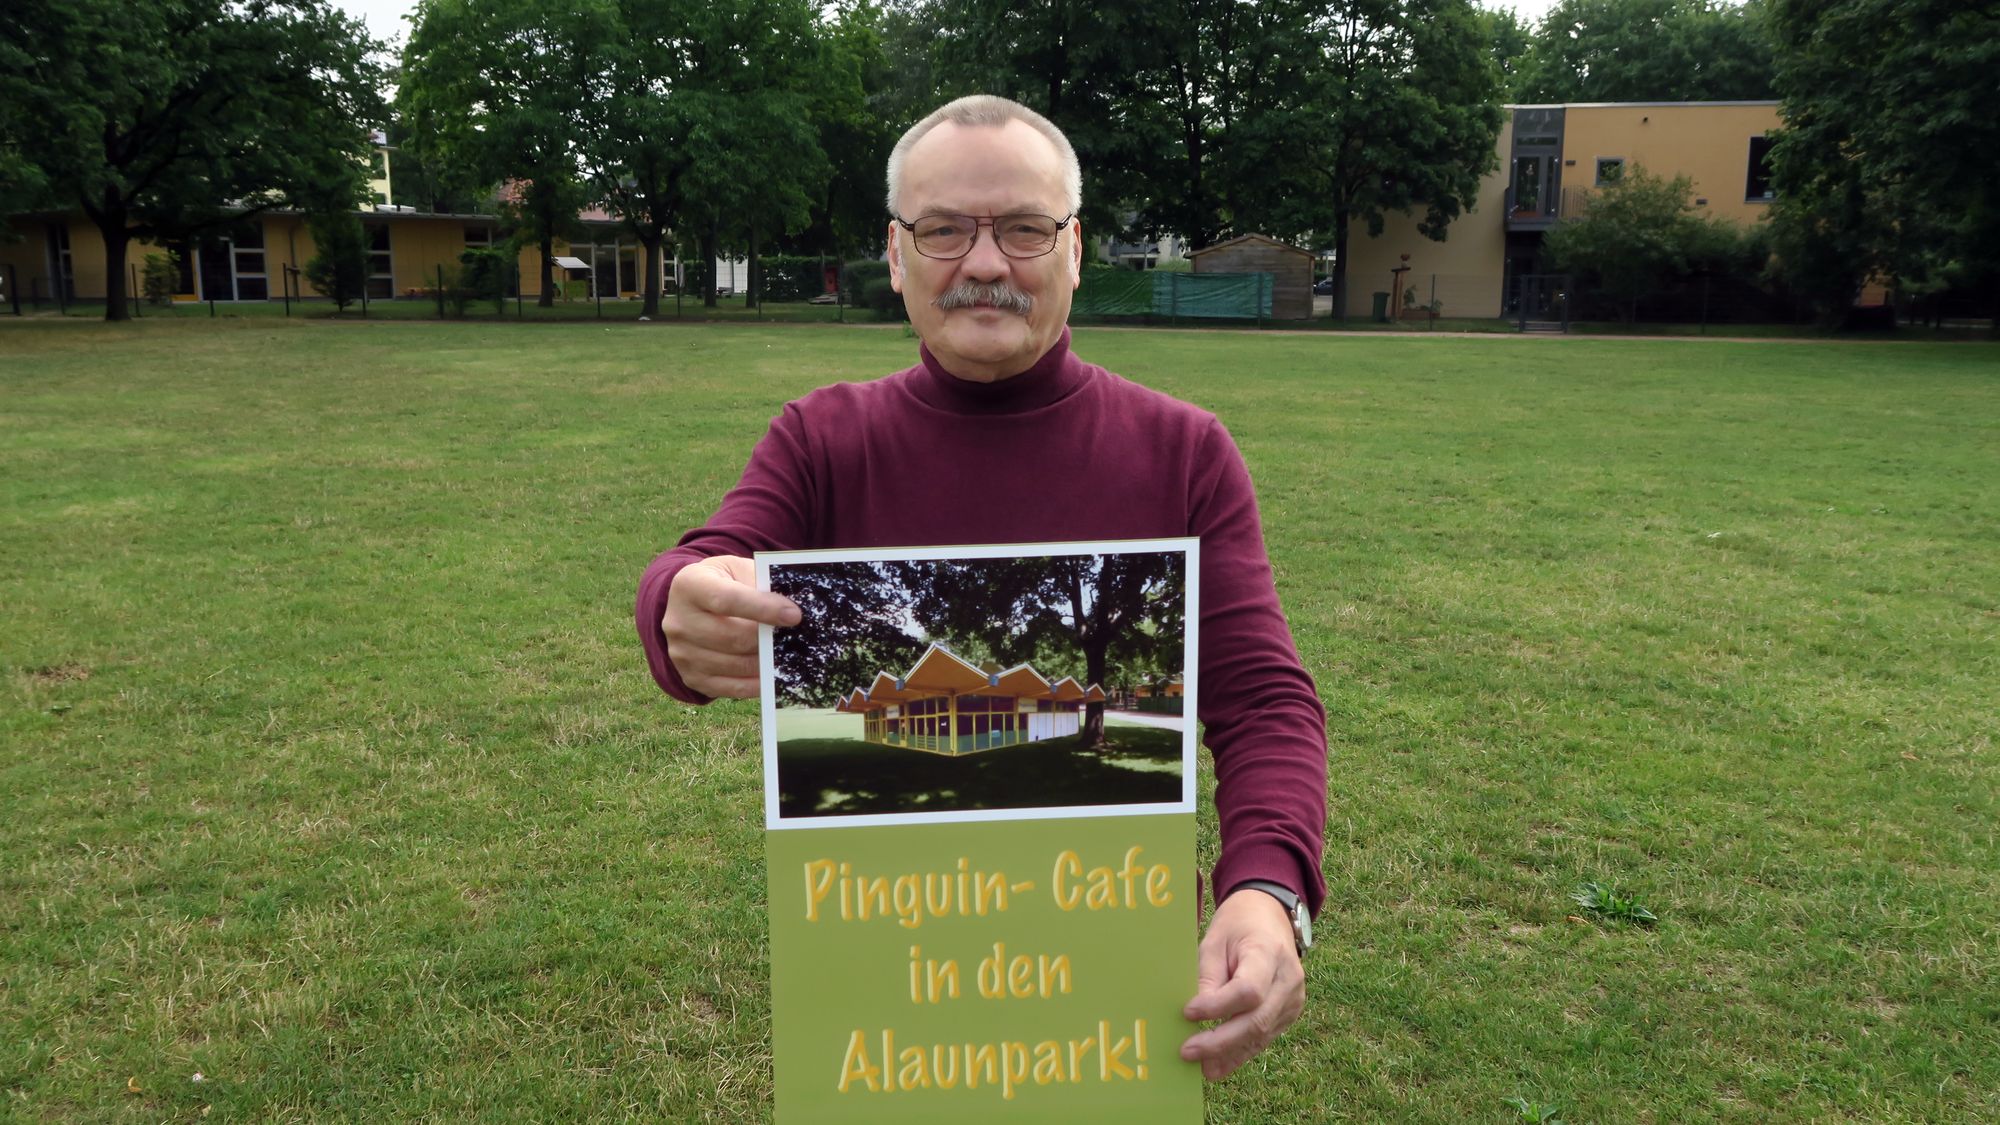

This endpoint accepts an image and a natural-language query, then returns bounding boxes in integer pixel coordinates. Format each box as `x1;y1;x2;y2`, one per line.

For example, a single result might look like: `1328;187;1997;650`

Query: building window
1595;158;1625;186
364;223;393;298
463;225;493;247
1746;136;1776;200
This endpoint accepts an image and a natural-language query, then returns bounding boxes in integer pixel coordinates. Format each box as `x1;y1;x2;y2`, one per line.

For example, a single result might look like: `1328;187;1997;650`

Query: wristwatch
1232;880;1313;957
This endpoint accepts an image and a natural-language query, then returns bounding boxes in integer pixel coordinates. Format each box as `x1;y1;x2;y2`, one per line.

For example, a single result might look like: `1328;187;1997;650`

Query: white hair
885;95;1083;218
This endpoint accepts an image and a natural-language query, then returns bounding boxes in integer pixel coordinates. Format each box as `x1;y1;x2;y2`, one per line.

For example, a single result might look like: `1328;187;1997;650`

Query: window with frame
365;223;393;298
463;225;493;247
1596;158;1625;186
1746;136;1776;200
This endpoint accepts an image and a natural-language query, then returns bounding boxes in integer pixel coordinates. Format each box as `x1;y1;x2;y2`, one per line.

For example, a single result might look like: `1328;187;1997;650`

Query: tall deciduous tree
1513;0;1775;103
1303;0;1503;318
400;0;607;306
1117;0;1325;250
0;0;383;320
1766;0;2000;329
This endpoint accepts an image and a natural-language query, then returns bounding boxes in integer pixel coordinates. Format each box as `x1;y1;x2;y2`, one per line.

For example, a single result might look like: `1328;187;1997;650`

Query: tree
1542;164;1730;322
768;563;929;708
1116;0;1327;250
1301;0;1504;318
400;0;606;307
303;210;371;311
1766;0;2000;330
0;0;384;320
1513;0;1775;103
898;554;1186;749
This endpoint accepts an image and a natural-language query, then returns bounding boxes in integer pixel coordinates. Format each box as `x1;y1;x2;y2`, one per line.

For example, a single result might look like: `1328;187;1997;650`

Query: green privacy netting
1072;271;1275;318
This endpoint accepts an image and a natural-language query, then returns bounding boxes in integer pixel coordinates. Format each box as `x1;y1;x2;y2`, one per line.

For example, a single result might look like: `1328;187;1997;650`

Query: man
636;95;1326;1081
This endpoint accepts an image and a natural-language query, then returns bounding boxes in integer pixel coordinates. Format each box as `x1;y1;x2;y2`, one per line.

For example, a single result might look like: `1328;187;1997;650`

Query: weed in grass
1503;1095;1566;1124
1571;881;1659;925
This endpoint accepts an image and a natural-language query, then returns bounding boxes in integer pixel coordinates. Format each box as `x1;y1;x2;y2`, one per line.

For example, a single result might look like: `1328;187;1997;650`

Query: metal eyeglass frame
891;212;1076;260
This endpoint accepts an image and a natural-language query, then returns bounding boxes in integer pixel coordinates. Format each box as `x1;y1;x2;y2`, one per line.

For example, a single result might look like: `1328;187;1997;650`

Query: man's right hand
662;555;801;699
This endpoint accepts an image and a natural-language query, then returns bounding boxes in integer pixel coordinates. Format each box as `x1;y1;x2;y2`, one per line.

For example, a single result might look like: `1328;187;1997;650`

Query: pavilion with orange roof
831;643;1107;755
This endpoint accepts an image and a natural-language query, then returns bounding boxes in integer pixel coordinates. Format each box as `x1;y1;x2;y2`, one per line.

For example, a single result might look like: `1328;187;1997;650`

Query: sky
333;0;1566;56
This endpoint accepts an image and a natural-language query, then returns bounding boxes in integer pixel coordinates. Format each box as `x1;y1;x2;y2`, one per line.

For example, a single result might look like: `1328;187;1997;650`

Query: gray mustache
933;281;1033;315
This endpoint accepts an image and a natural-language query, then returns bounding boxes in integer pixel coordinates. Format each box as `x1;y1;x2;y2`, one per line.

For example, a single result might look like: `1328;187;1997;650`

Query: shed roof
1186;233;1313;259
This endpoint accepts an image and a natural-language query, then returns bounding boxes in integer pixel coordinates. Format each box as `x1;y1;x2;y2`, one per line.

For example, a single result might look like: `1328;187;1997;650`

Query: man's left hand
1179;888;1306;1080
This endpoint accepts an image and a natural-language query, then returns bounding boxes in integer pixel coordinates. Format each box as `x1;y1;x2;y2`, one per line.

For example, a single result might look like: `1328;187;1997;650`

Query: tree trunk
83;189;134;322
1329;206;1351;320
1080;640;1108;748
100;217;131;323
702;218;719;309
537;229;555;308
640;232;662;318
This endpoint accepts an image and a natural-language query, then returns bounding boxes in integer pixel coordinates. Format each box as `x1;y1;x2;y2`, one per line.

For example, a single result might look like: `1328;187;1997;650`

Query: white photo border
757;537;1200;831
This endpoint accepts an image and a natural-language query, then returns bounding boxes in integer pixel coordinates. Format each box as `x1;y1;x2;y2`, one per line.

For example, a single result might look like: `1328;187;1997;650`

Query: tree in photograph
0;0;384;320
1300;0;1504;318
1513;0;1775;103
400;0;605;307
1766;0;2000;330
303;210;372;312
1542;164;1732;323
897;553;1187;749
769;563;929;709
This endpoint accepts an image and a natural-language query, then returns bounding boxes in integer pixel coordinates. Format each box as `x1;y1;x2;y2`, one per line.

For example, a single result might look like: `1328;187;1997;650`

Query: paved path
1105;710;1185;732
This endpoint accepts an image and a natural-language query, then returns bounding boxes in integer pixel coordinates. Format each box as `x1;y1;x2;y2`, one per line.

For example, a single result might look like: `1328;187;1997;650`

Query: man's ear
887;222;905;293
1067;219;1084;290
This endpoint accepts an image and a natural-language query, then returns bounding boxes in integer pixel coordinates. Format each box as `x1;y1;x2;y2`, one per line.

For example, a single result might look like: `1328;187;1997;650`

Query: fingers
663;556;801;699
1180;892;1307;1081
1179;942;1304;1080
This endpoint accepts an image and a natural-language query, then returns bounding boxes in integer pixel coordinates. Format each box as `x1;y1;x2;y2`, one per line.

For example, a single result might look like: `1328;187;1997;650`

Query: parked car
1312;277;1334;295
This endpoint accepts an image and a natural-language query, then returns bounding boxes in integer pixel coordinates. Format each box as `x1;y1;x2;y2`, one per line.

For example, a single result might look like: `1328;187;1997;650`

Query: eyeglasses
892;212;1074;260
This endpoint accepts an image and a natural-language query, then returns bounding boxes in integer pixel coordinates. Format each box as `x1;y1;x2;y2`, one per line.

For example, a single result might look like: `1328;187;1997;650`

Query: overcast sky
333;0;1565;56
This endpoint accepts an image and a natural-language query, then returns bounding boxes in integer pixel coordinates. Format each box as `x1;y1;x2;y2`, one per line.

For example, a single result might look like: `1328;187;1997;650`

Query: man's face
888;119;1083;383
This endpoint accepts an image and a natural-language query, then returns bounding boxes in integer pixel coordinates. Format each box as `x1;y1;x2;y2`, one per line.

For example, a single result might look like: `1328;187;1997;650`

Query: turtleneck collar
909;327;1089;415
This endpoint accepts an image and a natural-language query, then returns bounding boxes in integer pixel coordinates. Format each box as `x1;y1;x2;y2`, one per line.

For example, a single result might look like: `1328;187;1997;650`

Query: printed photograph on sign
758;541;1198;828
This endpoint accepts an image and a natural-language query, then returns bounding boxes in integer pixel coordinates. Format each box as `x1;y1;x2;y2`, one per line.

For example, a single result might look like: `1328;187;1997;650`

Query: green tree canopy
1513;0;1775;103
1766;0;2000;328
400;0;607;306
1542;163;1741;322
0;0;384;320
1301;0;1504;318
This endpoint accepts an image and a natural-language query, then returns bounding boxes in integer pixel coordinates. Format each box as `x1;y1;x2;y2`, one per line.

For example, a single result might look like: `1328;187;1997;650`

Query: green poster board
759;540;1203;1123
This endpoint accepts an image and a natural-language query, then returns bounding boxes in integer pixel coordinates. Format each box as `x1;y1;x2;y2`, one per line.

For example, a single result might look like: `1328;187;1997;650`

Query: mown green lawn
2;318;1995;1122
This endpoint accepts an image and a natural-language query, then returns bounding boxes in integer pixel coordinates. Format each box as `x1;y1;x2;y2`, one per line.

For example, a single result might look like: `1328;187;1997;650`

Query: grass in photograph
2;316;1996;1121
773;726;1184;819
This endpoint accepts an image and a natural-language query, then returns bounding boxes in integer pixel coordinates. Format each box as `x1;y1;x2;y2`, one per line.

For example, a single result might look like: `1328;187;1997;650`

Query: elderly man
636;94;1326;1081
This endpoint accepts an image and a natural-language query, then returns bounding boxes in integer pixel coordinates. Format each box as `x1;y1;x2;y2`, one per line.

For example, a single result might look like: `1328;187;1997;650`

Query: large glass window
1513;155;1543;214
365;223;393;298
1596;158;1625;186
1746;136;1776;200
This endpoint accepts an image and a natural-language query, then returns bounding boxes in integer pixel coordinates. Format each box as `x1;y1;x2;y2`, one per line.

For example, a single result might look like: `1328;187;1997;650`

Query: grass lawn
2;318;1996;1121
773;726;1184;819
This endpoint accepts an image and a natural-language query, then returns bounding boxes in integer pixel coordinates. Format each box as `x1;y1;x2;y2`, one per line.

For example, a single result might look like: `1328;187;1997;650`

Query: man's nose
958;225;1013;281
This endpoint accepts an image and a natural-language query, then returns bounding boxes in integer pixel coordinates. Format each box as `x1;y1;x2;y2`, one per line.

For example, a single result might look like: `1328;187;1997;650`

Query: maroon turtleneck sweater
636;329;1328;915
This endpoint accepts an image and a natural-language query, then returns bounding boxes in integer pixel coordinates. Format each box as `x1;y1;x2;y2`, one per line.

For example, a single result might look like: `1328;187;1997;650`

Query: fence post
514;261;522;318
437;265;446;319
360;281;367;319
1700;275;1710;335
1429;274;1437;332
130;264;141;318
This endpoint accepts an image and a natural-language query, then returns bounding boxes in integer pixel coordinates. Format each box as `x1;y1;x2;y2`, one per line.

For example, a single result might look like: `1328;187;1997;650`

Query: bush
304;210;370;311
141;253;178;307
841;259;905;320
758;254;835;302
860;277;907;322
458;246;511;307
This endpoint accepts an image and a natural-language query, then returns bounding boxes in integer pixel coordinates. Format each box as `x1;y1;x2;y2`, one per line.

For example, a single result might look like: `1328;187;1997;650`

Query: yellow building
0;205;679;307
1342;101;1783;319
833;645;1107;757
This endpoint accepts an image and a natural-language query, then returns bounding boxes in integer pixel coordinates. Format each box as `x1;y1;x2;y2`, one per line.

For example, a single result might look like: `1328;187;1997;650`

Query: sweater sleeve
635;403;822;704
1189;417;1330;919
